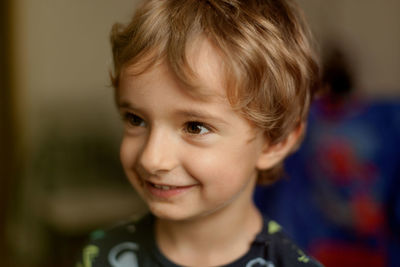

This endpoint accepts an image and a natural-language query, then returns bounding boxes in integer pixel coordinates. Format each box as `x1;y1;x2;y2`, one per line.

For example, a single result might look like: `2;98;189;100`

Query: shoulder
75;214;155;267
259;218;324;267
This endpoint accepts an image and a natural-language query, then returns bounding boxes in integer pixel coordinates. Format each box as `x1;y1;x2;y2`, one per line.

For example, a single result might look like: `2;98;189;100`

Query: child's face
117;40;268;221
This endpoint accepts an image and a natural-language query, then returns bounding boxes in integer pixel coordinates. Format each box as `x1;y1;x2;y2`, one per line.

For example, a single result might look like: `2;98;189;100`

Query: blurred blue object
255;98;400;267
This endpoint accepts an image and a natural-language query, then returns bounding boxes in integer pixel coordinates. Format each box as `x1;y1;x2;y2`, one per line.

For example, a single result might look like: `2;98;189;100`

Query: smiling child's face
117;39;269;221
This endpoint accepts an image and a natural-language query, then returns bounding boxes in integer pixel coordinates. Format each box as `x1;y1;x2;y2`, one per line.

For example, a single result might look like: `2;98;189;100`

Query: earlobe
256;123;305;170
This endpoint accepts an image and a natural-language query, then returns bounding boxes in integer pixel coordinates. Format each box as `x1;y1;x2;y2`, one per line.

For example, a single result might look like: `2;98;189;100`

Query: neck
155;198;262;266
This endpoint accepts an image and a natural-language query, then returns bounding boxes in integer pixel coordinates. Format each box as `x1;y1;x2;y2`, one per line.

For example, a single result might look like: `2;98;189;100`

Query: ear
256;123;305;170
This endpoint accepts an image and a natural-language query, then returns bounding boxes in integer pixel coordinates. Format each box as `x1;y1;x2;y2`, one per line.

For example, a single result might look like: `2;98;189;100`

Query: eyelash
122;112;146;127
183;121;212;135
121;112;213;136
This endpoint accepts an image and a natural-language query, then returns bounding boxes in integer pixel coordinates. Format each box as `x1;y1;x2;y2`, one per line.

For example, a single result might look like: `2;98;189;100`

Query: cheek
185;143;258;190
120;137;142;180
120;138;133;169
120;138;150;199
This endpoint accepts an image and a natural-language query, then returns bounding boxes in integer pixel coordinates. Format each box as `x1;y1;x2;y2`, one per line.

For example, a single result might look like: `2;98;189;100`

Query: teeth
153;184;176;190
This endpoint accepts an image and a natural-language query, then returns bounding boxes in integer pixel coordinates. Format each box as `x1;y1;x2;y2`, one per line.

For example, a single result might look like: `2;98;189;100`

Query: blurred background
0;0;399;266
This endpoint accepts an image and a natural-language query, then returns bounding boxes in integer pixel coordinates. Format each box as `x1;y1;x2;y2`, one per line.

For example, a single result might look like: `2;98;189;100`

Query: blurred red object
311;241;386;267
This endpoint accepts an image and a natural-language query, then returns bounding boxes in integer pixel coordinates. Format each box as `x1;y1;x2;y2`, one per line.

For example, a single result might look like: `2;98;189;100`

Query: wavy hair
110;0;320;184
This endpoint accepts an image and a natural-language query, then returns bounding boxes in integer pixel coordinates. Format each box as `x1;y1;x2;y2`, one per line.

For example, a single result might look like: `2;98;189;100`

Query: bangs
110;0;247;102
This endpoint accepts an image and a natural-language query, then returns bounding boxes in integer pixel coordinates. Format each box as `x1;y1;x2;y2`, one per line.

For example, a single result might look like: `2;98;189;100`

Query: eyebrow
117;101;228;125
117;101;135;109
175;108;229;125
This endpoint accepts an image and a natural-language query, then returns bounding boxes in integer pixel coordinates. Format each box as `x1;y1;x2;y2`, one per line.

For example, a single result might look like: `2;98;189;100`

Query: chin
150;207;187;221
147;204;200;222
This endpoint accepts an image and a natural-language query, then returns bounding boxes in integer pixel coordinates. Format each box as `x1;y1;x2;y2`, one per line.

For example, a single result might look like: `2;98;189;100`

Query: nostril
138;131;178;174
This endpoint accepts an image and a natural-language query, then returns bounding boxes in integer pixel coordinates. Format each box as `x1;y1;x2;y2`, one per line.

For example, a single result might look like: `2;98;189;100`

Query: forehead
120;37;227;101
186;37;226;96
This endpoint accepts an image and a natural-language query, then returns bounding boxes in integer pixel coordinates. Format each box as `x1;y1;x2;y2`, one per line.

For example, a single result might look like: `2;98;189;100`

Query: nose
138;127;178;174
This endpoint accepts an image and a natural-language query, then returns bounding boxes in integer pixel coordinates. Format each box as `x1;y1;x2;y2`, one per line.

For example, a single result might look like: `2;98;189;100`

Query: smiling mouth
148;182;193;190
145;181;196;198
152;184;178;190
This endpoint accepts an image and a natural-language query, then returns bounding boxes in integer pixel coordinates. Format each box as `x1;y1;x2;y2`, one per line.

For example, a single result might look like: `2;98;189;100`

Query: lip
145;181;197;199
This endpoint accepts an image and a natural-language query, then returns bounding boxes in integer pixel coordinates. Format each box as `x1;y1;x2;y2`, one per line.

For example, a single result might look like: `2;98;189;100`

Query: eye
184;121;211;135
123;112;146;127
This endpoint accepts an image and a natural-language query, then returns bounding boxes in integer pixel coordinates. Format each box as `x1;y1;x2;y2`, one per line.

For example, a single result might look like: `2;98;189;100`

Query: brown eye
185;121;210;135
124;113;145;127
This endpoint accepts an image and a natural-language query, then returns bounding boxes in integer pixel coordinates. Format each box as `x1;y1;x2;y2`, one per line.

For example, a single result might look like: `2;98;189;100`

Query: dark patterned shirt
76;215;323;267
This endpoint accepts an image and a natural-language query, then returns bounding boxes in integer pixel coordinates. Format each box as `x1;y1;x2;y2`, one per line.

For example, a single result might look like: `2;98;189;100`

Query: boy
77;0;322;266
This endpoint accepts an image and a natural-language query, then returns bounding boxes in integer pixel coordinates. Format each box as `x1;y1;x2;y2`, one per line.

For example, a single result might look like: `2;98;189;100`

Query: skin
117;38;300;266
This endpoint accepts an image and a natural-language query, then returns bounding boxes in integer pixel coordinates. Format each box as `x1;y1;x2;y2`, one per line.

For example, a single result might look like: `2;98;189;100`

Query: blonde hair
110;0;320;184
